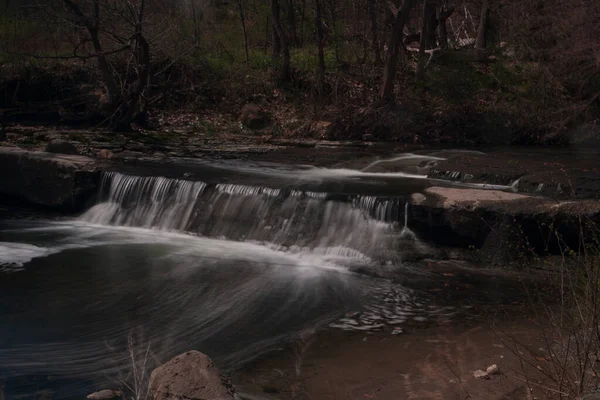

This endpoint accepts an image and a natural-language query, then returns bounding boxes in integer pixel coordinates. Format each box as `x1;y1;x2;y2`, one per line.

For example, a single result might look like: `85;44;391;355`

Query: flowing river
0;152;522;399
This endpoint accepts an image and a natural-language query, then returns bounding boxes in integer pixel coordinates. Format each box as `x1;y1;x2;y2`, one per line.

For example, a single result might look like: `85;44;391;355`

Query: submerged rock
45;140;79;155
149;351;238;400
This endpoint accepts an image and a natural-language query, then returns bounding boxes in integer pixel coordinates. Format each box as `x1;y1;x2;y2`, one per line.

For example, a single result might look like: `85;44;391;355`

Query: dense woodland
0;0;599;144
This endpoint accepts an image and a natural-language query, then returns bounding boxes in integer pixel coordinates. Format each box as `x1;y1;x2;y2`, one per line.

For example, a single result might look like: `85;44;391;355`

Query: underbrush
0;45;595;146
499;224;600;399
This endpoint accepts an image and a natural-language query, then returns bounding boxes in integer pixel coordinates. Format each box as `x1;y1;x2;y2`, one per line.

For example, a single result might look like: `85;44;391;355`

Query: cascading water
81;171;416;263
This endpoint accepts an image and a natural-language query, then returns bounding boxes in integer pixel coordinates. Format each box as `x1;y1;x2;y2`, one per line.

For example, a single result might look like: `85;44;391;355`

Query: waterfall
81;172;415;261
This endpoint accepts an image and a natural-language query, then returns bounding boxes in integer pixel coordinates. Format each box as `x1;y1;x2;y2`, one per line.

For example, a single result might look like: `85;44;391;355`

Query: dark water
0;152;524;399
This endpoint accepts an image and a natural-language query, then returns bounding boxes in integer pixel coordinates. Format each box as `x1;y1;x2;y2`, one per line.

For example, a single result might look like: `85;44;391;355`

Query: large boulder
45;140;79;155
0;147;99;211
239;104;269;130
148;351;238;400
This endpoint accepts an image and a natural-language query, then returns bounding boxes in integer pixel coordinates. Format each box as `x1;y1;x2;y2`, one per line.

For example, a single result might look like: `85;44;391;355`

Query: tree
368;0;382;64
437;3;455;49
314;0;326;99
236;0;250;64
475;0;489;49
416;0;436;81
380;0;415;101
287;0;299;46
271;0;291;81
61;0;120;107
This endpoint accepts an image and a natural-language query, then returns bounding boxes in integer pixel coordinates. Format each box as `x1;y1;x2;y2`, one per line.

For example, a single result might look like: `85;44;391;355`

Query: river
0;151;540;399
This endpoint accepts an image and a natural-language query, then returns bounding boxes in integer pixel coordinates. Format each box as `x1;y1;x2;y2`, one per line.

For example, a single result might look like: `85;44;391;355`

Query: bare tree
380;0;415;101
60;0;120;107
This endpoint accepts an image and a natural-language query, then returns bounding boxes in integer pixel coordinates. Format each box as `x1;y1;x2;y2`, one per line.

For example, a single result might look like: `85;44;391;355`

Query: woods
0;0;599;143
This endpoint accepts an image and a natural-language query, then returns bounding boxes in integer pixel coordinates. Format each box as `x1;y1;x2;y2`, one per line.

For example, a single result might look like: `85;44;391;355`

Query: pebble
473;370;489;379
486;364;499;375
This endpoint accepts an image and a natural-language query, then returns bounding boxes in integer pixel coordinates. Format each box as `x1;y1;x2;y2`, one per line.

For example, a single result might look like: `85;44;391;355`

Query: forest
0;0;599;145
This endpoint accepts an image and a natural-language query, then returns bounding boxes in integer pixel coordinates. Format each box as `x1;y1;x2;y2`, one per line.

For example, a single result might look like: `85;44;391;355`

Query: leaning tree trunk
380;0;415;101
271;0;291;81
475;0;489;49
314;0;326;99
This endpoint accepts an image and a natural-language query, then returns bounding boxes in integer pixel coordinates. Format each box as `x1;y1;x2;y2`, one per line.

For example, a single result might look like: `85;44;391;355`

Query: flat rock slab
409;186;600;252
0;147;100;211
428;151;600;199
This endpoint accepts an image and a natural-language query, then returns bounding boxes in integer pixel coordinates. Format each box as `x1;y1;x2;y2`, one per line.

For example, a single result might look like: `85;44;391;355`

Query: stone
148;351;238;400
98;149;114;160
87;389;122;400
311;121;333;139
0;147;99;211
239;104;269;130
486;364;499;375
45;140;79;155
473;370;489;379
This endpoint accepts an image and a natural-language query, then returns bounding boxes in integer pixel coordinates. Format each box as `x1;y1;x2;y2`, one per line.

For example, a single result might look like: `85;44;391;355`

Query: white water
81;171;416;263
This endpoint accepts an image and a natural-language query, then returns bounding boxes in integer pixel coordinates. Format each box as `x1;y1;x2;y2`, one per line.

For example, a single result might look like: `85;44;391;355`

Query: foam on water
80;172;414;263
0;242;51;271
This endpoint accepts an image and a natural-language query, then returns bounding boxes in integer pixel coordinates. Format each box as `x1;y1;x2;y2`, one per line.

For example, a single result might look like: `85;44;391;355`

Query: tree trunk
369;0;382;64
327;0;340;66
272;24;281;58
299;0;306;47
380;0;415;101
417;0;435;81
271;0;291;81
88;29;119;106
424;1;437;49
287;0;298;47
314;0;326;99
475;0;489;49
114;0;150;131
237;0;250;64
437;6;454;49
